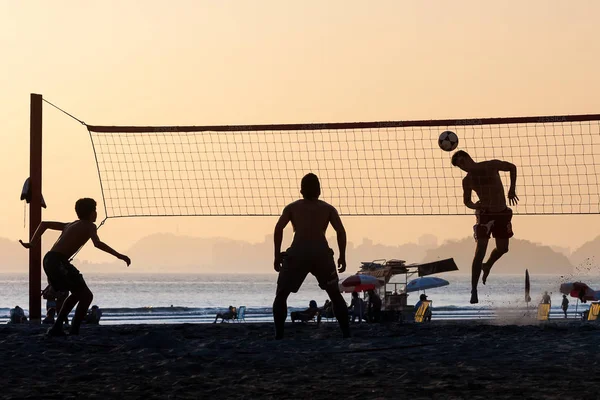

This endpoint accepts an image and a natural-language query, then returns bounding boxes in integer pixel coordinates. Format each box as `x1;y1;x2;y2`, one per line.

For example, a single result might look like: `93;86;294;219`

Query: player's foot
482;263;491;285
470;290;479;304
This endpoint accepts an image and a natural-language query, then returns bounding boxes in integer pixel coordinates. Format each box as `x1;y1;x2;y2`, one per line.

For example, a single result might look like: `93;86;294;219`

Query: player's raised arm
462;178;480;210
329;206;347;273
490;159;519;206
273;205;291;271
19;221;68;249
90;225;130;266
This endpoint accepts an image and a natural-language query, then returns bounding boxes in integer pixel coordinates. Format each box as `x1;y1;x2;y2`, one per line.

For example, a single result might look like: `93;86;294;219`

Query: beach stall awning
417;258;458;277
405;277;449;293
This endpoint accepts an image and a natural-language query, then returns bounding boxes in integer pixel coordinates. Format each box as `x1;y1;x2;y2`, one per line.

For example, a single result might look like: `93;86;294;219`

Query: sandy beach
1;320;598;399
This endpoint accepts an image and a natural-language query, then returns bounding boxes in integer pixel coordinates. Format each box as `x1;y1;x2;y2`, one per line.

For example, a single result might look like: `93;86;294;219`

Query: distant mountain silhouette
569;235;600;275
69;233;440;274
0;232;587;275
423;237;573;275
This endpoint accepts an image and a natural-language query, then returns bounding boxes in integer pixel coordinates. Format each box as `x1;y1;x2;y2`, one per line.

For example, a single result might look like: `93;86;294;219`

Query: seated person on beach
367;289;382;323
319;300;334;318
291;300;319;323
349;292;366;323
20;198;131;336
9;306;27;324
316;299;335;323
541;291;551;305
84;305;102;324
214;306;237;323
272;173;350;340
43;308;56;325
414;294;432;322
42;284;69;325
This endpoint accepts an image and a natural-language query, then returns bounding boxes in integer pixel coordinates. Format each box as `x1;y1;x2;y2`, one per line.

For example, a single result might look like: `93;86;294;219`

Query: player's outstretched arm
90;227;131;266
19;221;67;249
462;178;479;210
329;207;347;273
273;205;291;272
492;160;519;205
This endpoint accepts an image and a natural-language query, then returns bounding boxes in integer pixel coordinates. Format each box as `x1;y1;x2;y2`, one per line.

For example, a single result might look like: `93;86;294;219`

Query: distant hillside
74;233;439;274
569;235;600;274
423;237;573;275
1;232;582;276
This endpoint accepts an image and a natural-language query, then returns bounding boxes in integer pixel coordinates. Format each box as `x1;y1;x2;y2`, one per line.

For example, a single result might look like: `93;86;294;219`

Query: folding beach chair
537;303;550;321
235;306;246;323
587;303;600;321
415;300;432;323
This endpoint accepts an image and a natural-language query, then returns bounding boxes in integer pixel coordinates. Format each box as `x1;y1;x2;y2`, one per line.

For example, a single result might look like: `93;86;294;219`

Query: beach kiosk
357;258;458;321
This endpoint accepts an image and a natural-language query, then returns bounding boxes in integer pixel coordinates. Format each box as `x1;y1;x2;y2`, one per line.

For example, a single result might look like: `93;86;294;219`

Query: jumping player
272;173;350;339
451;151;519;304
20;198;130;335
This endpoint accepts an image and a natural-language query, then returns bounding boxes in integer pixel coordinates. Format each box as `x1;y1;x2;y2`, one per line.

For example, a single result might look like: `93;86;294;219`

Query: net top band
86;113;600;133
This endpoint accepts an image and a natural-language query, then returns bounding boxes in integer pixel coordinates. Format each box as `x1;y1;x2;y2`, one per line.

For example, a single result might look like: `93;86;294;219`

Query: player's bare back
287;199;337;245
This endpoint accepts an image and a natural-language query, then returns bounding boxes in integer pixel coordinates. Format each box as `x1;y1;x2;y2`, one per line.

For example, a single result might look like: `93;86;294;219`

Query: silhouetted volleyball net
86;114;600;217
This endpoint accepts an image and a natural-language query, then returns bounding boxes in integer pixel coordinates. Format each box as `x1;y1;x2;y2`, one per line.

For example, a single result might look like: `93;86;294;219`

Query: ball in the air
438;130;459;152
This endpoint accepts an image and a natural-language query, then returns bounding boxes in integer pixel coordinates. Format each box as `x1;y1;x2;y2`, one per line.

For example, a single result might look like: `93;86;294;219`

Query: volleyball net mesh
85;115;600;217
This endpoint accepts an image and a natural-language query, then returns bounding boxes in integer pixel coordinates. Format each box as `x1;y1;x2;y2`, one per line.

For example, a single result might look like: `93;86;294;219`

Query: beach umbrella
559;282;599;303
525;269;531;303
405;276;449;293
339;274;384;293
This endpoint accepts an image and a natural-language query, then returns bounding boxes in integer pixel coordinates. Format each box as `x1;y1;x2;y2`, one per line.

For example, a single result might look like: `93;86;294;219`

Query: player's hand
274;253;282;272
19;240;31;249
337;257;346;273
508;189;519;206
120;254;131;266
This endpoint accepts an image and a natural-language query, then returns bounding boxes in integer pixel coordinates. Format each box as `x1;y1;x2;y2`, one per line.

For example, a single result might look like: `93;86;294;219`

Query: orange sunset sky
1;1;599;265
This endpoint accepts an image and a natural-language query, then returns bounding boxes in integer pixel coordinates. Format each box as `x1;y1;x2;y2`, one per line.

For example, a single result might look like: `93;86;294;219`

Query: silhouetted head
544;291;548;295
309;300;317;308
75;198;97;222
300;173;321;200
563;294;567;298
419;294;428;301
451;150;475;172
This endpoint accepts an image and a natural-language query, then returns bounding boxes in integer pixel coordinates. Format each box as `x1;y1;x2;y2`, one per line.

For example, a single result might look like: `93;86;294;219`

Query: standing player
20;198;130;335
451;151;519;304
272;173;350;339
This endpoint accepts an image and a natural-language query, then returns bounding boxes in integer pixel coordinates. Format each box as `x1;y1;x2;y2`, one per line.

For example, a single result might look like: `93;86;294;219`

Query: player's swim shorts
473;207;514;241
43;251;85;292
277;245;339;293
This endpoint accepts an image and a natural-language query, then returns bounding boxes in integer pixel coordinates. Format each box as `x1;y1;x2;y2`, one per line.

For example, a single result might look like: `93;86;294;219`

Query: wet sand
1;320;598;399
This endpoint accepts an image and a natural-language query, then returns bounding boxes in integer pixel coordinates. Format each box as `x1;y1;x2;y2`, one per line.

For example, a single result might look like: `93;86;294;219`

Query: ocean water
1;272;598;324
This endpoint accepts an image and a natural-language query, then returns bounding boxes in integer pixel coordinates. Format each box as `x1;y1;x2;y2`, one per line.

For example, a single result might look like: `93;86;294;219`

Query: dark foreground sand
1;320;599;399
